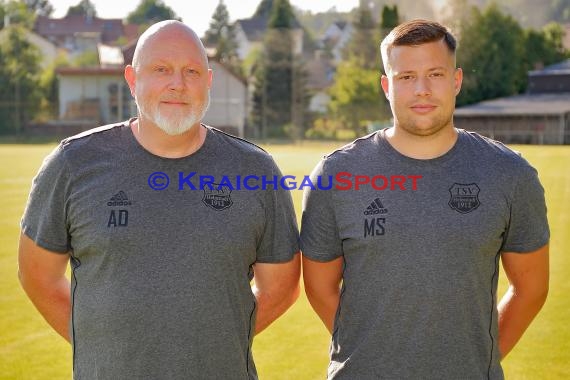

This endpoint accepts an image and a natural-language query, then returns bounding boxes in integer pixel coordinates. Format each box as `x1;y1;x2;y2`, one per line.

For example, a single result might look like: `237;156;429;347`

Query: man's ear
454;67;463;96
124;65;136;97
380;75;390;99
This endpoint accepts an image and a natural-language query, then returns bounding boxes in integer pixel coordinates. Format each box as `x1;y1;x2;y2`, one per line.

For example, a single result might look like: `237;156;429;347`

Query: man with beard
301;19;549;379
18;20;300;379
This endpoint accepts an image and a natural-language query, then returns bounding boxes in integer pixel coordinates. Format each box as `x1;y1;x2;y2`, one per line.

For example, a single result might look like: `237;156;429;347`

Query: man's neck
384;125;458;160
130;118;206;159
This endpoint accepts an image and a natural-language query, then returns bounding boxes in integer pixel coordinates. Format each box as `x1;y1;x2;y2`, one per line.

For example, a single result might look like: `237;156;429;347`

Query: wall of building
203;61;247;137
454;114;570;144
58;75;135;125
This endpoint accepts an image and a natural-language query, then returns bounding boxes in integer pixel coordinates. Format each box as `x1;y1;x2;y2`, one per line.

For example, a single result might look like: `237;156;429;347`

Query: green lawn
1;141;568;379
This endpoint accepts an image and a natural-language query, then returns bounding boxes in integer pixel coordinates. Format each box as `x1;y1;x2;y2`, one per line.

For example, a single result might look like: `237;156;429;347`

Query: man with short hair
19;20;300;379
301;19;549;379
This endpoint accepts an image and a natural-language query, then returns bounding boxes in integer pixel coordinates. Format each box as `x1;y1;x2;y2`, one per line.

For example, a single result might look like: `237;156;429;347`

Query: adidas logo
364;198;388;215
107;191;132;207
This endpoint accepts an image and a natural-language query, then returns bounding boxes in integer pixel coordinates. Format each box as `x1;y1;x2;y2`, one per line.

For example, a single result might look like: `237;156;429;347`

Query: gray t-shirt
300;129;549;380
21;120;299;379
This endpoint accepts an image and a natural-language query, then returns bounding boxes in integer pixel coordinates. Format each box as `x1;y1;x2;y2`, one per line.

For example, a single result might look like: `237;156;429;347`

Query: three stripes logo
364;198;388;215
107;191;132;207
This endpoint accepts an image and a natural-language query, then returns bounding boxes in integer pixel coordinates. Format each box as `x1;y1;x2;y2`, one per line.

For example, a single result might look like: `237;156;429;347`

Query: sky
50;0;361;37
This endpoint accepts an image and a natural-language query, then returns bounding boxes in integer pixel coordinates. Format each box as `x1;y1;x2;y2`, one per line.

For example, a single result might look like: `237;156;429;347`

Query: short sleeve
502;162;550;253
255;159;299;263
20;144;72;253
300;158;343;261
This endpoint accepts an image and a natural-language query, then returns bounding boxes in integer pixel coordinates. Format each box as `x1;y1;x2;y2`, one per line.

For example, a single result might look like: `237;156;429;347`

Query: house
0;27;66;69
206;60;248;137
305;50;335;114
454;59;570;144
34;14;138;55
55;55;248;137
234;15;304;60
321;21;352;64
56;66;133;127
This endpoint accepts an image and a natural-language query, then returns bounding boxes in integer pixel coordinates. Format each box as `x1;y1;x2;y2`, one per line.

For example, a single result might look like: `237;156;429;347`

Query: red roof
56;67;124;76
34;15;128;44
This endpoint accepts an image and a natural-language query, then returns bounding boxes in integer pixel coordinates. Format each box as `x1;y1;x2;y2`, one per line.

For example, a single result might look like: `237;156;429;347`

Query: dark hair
380;19;457;72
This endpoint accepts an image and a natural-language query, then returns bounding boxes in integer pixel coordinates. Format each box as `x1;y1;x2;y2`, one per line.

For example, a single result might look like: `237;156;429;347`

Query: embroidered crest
448;183;480;214
202;184;233;211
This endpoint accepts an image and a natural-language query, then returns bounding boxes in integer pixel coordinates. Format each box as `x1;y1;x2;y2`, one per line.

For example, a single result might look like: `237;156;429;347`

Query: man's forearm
306;290;339;334
19;275;71;342
497;285;548;359
253;284;300;334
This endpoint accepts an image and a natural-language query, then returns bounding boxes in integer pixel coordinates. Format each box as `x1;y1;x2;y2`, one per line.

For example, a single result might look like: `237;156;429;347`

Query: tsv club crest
448;183;480;214
202;184;233;211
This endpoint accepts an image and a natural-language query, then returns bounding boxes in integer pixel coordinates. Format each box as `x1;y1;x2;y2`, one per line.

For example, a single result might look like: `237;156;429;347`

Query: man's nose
168;71;186;91
414;77;431;97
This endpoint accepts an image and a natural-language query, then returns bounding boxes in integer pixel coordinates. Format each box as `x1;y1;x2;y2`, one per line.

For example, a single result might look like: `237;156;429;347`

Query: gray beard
137;92;210;136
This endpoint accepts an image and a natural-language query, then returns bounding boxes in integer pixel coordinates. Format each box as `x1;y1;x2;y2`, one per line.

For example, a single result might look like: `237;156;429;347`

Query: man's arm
302;255;343;334
18;233;71;342
252;253;301;334
498;244;549;359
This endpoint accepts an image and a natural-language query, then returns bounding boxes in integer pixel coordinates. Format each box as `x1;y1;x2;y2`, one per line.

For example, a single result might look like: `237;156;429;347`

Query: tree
204;1;240;73
457;4;526;105
343;0;378;70
521;22;569;87
0;26;42;134
378;4;400;74
253;0;274;18
23;0;54;16
328;57;386;135
66;0;97;17
126;0;180;26
0;1;36;28
249;0;308;139
380;4;399;33
251;0;305;139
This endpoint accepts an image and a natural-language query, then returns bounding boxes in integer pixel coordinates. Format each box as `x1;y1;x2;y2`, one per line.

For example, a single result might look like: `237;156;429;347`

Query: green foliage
253;0;274;18
0;1;36;29
126;0;179;26
457;4;526;105
72;50;99;67
66;0;96;17
204;1;241;74
268;0;294;28
328;57;386;135
378;4;400;74
304;117;343;139
380;5;399;30
259;28;294;137
0;26;42;134
524;23;569;73
23;0;54;17
250;0;308;139
343;2;378;70
37;54;69;122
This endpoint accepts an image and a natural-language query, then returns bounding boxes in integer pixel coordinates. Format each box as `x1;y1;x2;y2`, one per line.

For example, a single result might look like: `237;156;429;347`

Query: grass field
0;141;569;379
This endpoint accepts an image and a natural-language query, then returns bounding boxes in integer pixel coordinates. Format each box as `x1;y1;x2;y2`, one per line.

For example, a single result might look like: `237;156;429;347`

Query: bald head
132;20;208;69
